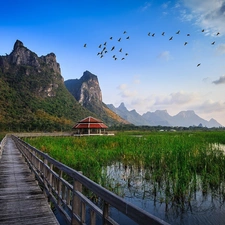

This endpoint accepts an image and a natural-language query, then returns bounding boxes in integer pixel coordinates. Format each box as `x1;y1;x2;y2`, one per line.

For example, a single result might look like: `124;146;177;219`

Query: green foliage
0;62;96;132
24;131;225;209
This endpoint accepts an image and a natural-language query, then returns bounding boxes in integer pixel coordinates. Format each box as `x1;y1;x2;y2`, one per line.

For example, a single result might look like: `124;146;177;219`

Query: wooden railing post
90;209;96;225
43;159;48;187
103;201;109;225
57;170;63;205
49;164;53;194
72;172;82;225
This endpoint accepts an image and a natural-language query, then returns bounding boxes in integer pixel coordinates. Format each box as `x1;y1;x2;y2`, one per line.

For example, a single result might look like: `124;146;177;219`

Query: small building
72;116;108;135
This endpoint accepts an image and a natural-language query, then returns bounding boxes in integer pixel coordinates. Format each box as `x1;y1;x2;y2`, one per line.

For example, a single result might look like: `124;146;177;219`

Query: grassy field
23;131;225;208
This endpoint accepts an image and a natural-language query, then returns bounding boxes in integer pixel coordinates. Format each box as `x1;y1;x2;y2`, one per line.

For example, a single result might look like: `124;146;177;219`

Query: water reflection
101;158;225;225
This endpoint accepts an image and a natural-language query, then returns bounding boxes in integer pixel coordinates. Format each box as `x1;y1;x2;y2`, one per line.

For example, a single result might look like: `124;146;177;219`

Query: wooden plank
0;136;59;225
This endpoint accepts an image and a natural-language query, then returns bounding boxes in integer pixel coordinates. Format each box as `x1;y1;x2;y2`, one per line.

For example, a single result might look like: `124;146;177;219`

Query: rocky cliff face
0;40;62;98
74;70;102;106
9;40;61;74
65;71;129;125
0;40;95;131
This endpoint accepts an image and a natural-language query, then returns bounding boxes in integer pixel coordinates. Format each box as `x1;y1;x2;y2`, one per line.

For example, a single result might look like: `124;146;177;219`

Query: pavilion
72;116;108;135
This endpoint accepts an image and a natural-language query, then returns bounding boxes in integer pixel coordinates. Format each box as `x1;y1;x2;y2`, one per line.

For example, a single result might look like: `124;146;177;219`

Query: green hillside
0;40;95;132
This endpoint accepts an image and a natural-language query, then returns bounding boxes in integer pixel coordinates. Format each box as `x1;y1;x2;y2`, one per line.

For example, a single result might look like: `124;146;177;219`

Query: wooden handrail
0;134;7;158
11;135;170;225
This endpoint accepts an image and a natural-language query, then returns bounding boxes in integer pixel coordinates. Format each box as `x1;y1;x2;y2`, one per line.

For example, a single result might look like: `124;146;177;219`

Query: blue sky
1;0;225;125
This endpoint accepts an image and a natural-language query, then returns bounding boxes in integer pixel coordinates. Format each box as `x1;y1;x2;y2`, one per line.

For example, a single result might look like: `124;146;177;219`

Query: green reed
24;131;225;208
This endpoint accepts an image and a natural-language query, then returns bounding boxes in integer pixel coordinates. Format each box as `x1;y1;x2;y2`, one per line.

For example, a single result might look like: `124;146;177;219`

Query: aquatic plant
24;131;225;209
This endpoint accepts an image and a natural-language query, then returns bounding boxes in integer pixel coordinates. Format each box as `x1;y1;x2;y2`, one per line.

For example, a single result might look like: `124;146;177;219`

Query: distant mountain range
0;39;222;131
107;103;222;128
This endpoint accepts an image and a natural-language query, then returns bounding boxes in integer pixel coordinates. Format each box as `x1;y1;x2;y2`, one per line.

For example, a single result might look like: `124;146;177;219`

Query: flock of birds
84;29;221;67
84;31;130;61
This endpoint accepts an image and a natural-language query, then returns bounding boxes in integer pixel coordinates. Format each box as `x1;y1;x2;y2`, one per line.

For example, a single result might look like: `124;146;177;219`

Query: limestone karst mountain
0;40;126;131
64;70;129;126
0;40;96;131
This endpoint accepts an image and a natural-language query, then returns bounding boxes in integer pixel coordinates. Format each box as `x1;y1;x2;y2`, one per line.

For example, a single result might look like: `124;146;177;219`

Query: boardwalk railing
0;135;7;158
11;135;169;225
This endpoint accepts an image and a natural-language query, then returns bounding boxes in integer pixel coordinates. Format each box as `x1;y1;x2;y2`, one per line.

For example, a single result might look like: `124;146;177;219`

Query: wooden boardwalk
0;136;59;225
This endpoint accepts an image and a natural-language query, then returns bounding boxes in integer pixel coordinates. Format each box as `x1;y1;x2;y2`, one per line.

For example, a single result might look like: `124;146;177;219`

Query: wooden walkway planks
0;136;59;225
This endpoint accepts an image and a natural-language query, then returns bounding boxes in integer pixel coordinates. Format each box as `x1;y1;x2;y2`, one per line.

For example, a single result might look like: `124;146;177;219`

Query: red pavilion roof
72;116;108;129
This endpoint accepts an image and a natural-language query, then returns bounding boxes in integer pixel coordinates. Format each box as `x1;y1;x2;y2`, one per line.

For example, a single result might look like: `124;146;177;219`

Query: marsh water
101;144;225;225
52;142;225;225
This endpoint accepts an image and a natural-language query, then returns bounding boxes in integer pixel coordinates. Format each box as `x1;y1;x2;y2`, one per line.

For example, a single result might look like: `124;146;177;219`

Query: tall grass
24;131;225;208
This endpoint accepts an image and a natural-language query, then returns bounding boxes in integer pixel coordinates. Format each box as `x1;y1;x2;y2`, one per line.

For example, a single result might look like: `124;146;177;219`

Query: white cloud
154;91;199;105
216;44;225;55
133;79;140;84
119;91;200;115
212;75;225;84
180;0;225;35
180;9;194;22
140;2;151;12
162;1;171;9
196;99;225;113
158;51;173;61
117;83;138;98
120;89;138;98
174;3;181;8
117;84;127;90
202;77;211;83
129;96;155;113
132;75;141;84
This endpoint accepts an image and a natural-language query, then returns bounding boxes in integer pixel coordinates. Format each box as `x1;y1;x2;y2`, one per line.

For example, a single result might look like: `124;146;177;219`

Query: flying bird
152;33;155;37
104;42;107;45
123;31;127;34
118;38;121;42
202;29;205;32
197;63;201;67
216;32;220;36
111;46;115;51
100;55;103;58
176;30;180;34
184;42;188;45
119;48;122;52
99;44;102;48
211;41;215;45
169;36;173;40
125;53;128;56
148;32;151;36
110;37;113;40
83;43;87;47
162;32;165;36
121;58;125;60
187;34;190;36
112;55;116;58
126;36;130;39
